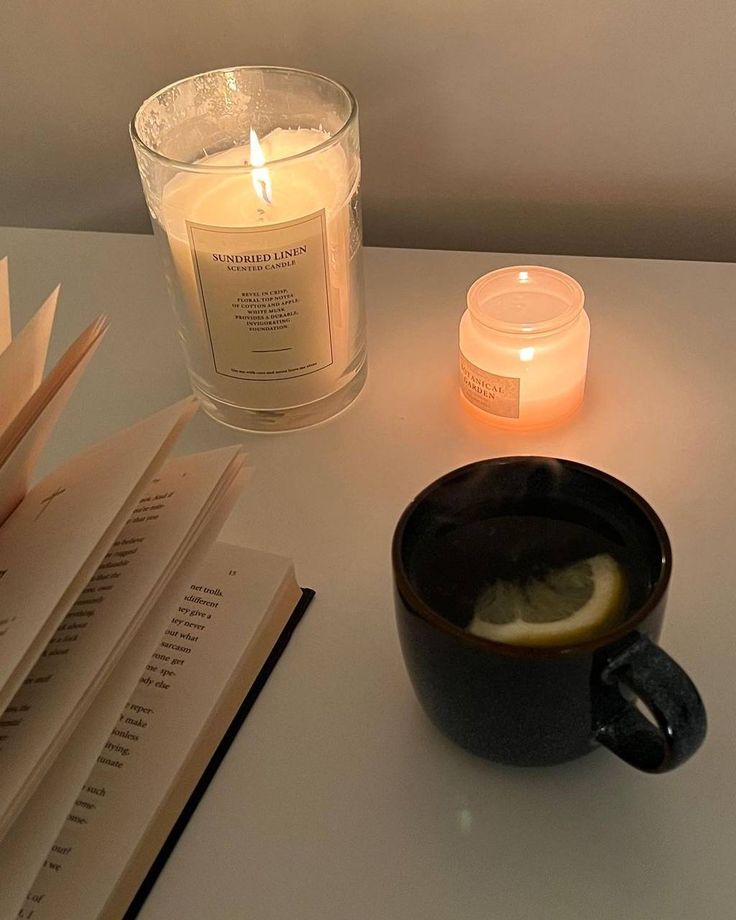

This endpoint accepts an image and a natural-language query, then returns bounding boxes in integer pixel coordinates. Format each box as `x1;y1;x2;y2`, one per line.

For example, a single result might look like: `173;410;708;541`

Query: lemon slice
468;553;626;647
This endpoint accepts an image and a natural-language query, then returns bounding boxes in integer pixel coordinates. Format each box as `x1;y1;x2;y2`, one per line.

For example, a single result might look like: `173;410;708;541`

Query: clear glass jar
459;266;589;430
131;66;366;431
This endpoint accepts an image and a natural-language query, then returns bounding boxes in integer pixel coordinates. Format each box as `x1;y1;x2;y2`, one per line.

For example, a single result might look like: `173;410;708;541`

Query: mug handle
593;635;707;773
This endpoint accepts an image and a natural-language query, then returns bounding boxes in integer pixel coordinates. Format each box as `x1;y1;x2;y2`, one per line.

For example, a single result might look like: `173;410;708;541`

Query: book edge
118;585;315;920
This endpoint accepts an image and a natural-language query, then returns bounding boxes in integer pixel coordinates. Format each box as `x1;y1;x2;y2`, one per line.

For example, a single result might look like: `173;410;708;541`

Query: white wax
160;127;355;411
164;128;343;226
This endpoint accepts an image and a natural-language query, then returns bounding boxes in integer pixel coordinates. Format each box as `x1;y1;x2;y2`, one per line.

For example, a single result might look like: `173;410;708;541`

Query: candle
131;67;366;431
161;128;353;414
459;266;589;429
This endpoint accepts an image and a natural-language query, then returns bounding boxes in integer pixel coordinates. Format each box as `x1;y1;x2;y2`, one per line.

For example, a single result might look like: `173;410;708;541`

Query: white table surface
2;226;735;920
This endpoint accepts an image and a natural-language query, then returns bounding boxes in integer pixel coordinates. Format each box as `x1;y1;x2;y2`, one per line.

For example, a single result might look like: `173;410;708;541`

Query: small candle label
459;354;520;418
186;211;334;381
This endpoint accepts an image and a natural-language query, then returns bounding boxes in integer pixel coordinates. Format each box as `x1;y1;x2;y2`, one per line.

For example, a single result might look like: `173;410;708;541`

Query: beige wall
2;0;734;260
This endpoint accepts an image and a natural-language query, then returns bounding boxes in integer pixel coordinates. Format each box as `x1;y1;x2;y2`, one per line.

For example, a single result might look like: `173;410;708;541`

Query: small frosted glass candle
459;266;589;429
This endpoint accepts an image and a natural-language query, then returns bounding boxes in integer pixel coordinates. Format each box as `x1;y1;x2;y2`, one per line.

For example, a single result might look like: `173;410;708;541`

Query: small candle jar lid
459;265;590;430
467;265;585;335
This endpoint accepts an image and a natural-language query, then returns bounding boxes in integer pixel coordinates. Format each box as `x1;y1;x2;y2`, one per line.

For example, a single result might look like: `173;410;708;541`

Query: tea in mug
409;514;649;647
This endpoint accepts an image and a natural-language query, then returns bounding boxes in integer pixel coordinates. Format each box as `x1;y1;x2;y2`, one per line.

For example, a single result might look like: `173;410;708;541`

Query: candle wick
256;178;272;205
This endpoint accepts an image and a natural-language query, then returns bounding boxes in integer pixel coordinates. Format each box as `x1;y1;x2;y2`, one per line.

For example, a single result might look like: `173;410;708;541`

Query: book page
0;398;197;712
0;286;58;438
0;314;107;467
19;543;301;920
0;468;247;920
0;257;9;354
0;315;107;526
0;447;243;839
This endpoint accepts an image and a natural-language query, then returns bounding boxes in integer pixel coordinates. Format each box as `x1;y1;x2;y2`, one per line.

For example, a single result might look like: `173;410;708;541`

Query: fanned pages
0;269;311;920
0;262;105;523
0;285;58;437
0;457;247;917
0;446;243;840
0;397;197;713
0;315;108;525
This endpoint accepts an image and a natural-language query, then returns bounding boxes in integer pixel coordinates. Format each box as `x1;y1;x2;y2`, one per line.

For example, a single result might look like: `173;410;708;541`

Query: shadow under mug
392;457;706;772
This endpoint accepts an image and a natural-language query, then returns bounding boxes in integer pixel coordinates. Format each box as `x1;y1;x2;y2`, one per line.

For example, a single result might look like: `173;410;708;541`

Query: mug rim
392;456;672;659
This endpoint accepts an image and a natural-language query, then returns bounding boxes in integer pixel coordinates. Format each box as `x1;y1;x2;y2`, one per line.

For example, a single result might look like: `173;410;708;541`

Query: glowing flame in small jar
249;128;272;205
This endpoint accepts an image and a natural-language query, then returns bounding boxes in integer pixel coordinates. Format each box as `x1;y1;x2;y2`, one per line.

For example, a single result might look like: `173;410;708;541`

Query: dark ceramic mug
392;457;706;772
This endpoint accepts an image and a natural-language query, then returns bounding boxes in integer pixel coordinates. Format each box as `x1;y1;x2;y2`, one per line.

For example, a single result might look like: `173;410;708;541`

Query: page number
229;570;237;576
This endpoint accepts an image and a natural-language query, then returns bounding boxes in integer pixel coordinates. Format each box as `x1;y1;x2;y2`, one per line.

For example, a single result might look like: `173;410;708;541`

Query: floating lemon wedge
468;553;626;647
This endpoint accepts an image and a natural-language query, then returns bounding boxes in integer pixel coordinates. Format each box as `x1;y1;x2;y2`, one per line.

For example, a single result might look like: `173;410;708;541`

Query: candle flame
518;270;530;282
249;128;272;205
519;346;535;362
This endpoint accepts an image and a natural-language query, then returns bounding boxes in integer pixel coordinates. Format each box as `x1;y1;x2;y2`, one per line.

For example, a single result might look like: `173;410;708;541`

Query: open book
0;260;312;919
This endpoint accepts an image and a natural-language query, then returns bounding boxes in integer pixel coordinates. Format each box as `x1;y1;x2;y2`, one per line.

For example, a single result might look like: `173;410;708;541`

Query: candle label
186;211;334;381
459;354;520;418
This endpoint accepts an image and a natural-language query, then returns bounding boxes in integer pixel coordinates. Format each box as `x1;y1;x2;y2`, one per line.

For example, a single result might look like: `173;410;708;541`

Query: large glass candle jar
131;67;366;431
459;266;589;430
